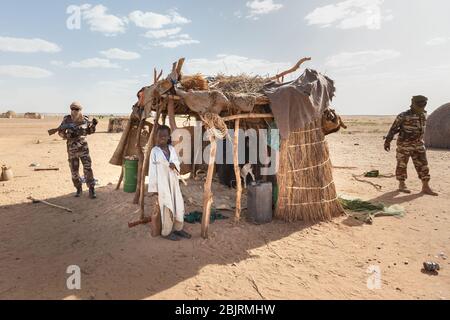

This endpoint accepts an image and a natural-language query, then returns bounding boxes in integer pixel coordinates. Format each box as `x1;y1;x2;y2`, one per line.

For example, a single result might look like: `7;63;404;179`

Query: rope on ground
352;174;383;191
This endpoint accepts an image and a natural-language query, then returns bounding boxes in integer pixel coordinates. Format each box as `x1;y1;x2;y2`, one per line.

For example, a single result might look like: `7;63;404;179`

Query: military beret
412;95;428;103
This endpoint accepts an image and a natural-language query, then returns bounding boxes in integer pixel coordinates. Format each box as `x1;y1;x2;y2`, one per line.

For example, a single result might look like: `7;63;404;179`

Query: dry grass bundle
181;74;209;91
210;74;268;95
276;118;344;222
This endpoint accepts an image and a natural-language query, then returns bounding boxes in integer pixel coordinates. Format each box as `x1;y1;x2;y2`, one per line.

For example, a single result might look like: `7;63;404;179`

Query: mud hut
110;57;345;238
0;110;16;119
425;103;450;149
24;112;44;119
108;117;129;133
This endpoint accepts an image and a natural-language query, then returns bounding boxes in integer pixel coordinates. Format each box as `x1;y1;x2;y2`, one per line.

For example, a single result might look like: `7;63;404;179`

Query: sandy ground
0;116;449;300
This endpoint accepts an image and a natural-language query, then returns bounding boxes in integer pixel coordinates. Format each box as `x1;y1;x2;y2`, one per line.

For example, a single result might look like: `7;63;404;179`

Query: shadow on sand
0;185;313;300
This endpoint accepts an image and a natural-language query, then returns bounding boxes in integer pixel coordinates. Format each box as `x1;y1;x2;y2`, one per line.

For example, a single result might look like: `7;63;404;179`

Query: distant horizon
0;111;422;117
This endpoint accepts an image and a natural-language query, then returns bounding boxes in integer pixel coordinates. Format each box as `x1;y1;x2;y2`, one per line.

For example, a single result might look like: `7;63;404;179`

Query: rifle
48;123;79;136
48;118;97;136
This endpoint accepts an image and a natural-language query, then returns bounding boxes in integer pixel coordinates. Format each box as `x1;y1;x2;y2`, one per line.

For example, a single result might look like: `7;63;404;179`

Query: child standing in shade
148;125;192;241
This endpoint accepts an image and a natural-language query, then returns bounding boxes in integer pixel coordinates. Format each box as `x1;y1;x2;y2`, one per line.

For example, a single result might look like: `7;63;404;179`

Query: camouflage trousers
67;139;95;188
396;143;430;182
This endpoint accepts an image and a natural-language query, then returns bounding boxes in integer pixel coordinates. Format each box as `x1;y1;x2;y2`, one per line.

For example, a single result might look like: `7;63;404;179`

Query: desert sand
0;116;449;300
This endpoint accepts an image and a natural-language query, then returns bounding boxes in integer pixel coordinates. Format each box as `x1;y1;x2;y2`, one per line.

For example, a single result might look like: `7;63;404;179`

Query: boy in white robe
148;125;191;241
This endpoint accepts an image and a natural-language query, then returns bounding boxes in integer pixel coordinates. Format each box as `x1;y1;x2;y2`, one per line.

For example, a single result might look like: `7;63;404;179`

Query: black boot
75;186;82;198
89;187;97;199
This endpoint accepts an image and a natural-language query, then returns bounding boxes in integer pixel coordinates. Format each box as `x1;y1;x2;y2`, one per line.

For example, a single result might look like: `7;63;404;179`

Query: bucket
247;182;273;224
123;160;138;193
1;166;14;182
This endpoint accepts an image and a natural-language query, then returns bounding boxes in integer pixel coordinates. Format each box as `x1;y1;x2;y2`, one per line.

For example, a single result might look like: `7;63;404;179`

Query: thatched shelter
110;57;344;238
425;103;450;149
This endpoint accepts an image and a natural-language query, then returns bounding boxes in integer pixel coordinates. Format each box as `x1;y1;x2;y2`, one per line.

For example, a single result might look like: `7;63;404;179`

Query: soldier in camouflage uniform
384;95;438;196
58;102;98;198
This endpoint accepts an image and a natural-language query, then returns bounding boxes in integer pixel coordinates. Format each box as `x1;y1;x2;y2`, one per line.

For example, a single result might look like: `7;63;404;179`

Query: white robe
148;145;185;223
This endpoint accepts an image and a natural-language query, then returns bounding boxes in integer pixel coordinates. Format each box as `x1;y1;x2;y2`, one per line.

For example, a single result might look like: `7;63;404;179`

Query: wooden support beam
268;57;311;81
116;128;132;190
167;96;177;131
222;113;274;122
176;58;185;76
201;134;217;239
161;94;181;101
133;119;145;204
138;107;161;219
233;119;242;223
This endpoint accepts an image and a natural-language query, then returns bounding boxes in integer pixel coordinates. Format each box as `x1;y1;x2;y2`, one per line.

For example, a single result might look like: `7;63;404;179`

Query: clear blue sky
1;0;449;115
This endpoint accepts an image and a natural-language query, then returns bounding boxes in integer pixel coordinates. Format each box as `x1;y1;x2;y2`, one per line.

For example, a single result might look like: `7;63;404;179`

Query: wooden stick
157;69;163;82
116;129;133;191
116;166;124;190
192;134;202;179
34;168;59;171
138;108;161;219
176;58;185;76
233;119;242;223
128;217;151;228
167;96;177;131
133;119;145;204
27;196;73;213
201;134;217;239
222;113;274;122
268;57;311;81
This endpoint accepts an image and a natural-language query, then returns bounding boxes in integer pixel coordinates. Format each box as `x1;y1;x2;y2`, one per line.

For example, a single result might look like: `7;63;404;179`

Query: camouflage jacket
58;115;96;142
385;110;426;145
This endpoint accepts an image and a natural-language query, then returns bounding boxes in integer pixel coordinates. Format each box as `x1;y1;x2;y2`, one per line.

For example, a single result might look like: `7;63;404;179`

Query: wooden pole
116;129;132;190
268;57;311;81
167;96;177;131
116;166;124;190
233;119;242;223
201;134;217;239
28;196;73;213
222;113;274;122
133;120;145;204
138;108;161;219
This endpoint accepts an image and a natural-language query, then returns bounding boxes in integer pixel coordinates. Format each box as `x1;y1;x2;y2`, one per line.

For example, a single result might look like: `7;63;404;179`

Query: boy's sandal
174;230;192;239
163;233;181;241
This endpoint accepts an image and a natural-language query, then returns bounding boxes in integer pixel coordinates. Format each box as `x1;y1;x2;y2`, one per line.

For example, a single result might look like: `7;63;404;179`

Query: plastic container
247;182;273;224
123;160;138;193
